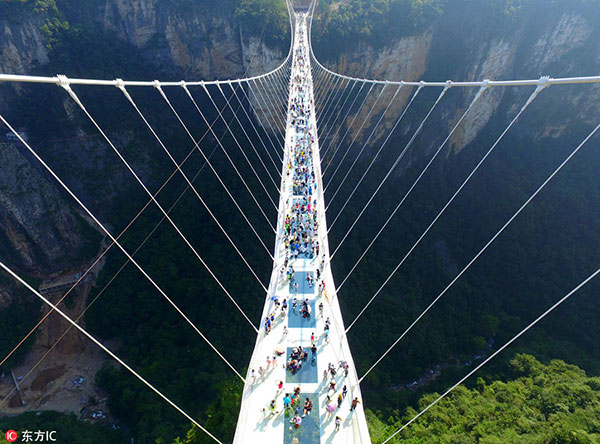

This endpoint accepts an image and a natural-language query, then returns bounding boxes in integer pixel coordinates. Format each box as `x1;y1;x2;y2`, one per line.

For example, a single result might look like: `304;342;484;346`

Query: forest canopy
367;354;600;443
235;0;291;47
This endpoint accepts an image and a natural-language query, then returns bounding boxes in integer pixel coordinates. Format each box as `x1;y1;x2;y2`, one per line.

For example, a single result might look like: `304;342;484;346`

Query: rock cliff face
99;0;283;79
0;0;285;277
0;16;48;75
530;13;592;70
0;140;94;276
316;8;600;154
0;14;48;111
0;1;283;79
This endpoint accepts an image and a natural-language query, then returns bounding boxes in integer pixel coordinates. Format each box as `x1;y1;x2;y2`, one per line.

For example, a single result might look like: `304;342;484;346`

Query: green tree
236;0;290;47
368;355;600;443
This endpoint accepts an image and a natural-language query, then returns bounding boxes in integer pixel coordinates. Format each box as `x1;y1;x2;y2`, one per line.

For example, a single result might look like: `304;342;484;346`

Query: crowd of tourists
255;15;361;436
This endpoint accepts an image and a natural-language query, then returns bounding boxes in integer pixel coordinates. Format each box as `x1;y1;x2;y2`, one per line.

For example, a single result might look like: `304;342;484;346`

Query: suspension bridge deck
233;13;371;444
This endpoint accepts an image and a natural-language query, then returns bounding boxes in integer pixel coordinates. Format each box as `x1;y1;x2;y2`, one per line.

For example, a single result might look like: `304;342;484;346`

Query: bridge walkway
233;12;371;444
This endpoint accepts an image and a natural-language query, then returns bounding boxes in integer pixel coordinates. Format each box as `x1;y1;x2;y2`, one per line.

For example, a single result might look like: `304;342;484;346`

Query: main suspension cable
0;80;253;369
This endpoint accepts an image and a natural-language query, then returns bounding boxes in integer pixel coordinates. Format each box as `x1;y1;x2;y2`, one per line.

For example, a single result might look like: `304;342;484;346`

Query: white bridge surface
233;13;372;444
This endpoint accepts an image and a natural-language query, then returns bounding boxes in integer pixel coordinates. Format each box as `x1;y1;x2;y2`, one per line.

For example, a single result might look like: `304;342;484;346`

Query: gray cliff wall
0;0;285;276
315;8;600;156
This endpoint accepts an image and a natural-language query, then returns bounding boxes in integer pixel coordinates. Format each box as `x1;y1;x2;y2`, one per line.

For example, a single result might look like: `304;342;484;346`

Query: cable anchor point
179;80;190;93
56;74;74;95
536;76;551;91
115;78;126;92
56;74;84;107
115;78;134;103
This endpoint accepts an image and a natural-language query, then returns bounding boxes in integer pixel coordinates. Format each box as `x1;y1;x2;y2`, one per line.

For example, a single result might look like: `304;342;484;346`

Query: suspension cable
117;81;268;293
335;84;487;288
324;83;388;189
267;68;285;107
322;82;374;173
317;76;343;122
202;83;279;209
381;259;600;443
360;87;599;384
320;82;366;160
238;83;284;163
317;77;353;141
329;83;447;241
319;78;349;136
0;79;254;369
270;68;292;115
316;72;336;113
304;0;600;90
250;78;286;143
346;79;549;334
246;77;284;143
59;80;260;333
179;82;277;234
325;83;405;213
0;148;217;407
0;132;222;370
316;68;335;101
216;83;280;191
269;69;290;114
229;83;283;174
258;75;285;131
0;260;224;444
176;84;275;254
2;71;600;91
322;77;347;119
268;69;292;126
0;113;246;381
257;76;286;133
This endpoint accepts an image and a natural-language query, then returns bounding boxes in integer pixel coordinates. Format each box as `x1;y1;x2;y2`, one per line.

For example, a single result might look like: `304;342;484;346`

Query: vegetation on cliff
367;354;600;443
236;0;291;47
312;0;600;57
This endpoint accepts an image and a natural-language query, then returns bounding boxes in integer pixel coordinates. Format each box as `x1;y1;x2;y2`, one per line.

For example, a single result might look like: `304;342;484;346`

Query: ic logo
5;430;18;442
